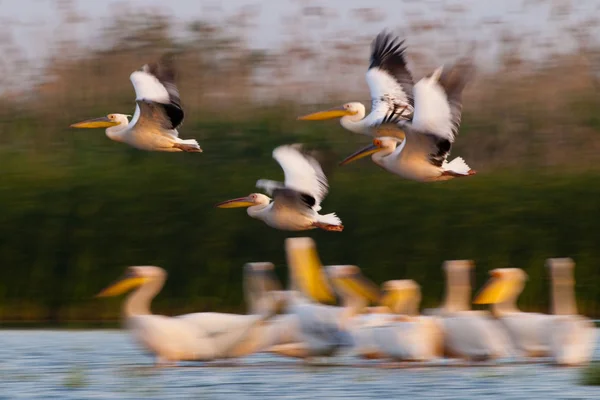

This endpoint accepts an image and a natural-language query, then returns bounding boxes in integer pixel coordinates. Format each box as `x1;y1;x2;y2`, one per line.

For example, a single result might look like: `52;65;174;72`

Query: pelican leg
312;222;344;232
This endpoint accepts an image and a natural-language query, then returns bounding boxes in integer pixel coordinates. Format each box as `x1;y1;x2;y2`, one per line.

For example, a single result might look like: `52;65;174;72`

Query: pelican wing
272;145;329;212
364;32;414;126
411;57;475;143
271;187;316;215
129;57;184;132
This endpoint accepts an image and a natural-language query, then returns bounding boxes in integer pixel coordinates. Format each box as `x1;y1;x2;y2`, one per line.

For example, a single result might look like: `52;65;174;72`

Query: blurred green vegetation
0;105;599;322
0;2;599;323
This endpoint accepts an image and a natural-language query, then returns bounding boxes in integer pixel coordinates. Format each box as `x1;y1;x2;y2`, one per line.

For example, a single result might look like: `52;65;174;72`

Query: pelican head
473;268;528;305
215;193;271;209
297;102;365;121
380;280;421;315
70;114;131;129
96;266;165;297
339;136;400;166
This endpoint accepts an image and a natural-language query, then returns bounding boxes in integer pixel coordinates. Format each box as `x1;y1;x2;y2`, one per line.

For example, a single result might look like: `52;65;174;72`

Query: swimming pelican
216;145;343;231
339;57;477;182
426;260;513;361
474;265;597;365
473;268;554;357
546;258;596;366
70;57;202;152
297;31;414;134
327;267;444;362
369;280;444;362
96;265;273;366
243;262;305;357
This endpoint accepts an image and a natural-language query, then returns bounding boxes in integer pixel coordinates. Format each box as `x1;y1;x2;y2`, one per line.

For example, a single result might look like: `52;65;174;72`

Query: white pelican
339;57;477;182
242;262;305;357
216;145;343;232
327;267;444;362
297;31;414;134
70;57;202;152
96;265;273;366
426;260;513;361
546;258;596;366
473;268;554;357
369;280;444;362
270;237;355;359
474;265;597;365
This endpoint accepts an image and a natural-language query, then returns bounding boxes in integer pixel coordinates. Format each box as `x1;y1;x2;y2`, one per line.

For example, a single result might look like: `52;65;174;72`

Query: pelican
70;57;202;152
297;31;414;135
216;145;343;232
474;265;597;365
96;265;274;366
327;267;444;362
425;260;513;361
339;57;477;182
242;262;305;357
473;268;554;357
369;280;444;362
546;258;596;366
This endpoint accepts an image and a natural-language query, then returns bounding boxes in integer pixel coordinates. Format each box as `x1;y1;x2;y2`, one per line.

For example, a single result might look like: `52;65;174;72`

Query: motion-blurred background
0;0;599;324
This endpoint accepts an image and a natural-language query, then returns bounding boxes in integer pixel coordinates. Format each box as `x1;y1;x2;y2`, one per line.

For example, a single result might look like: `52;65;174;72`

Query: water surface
0;330;599;399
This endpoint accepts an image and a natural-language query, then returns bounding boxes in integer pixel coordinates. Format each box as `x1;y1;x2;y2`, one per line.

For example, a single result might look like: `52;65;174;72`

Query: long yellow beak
286;238;337;305
96;276;148;297
215;196;255;208
297;106;354;121
330;269;381;305
473;274;514;304
70;116;120;129
380;288;413;312
339;143;381;166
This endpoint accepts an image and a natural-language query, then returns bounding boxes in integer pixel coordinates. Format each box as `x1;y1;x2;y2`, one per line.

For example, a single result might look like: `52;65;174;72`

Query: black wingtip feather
369;31;408;71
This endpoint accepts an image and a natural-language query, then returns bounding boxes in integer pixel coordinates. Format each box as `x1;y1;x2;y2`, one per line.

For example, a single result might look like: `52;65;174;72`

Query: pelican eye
374;139;382;146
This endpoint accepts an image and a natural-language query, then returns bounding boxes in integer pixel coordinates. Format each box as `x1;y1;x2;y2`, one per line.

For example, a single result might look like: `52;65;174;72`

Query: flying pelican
70;57;202;152
425;260;513;361
297;31;414;135
546;258;596;366
96;265;274;366
474;265;597;365
339;57;477;182
216;145;343;232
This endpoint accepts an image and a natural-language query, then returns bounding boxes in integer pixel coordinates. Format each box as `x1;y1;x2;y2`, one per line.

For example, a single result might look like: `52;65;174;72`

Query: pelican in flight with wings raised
340;57;477;182
70;57;202;152
297;31;414;134
216;145;343;232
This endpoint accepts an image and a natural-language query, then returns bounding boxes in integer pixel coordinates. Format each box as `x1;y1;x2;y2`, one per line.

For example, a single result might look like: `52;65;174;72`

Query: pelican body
97;266;271;365
339;59;477;182
70;57;201;152
474;264;597;365
216;145;343;232
425;260;513;361
298;31;414;135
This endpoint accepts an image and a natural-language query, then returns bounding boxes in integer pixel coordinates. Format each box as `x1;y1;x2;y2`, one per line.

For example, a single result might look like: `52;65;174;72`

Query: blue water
0;330;599;399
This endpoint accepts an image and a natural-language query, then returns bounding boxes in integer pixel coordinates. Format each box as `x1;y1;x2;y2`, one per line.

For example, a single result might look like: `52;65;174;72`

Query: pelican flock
57;29;597;369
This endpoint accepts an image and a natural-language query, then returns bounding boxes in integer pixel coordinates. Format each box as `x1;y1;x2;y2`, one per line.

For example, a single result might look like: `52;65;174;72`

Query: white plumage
217;145;343;232
297;31;414;135
70;58;202;152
